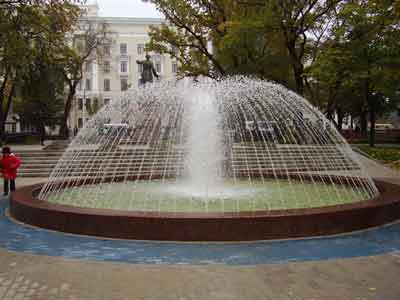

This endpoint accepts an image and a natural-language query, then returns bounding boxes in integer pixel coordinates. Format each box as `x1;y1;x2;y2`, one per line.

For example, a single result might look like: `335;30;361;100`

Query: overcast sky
95;0;163;18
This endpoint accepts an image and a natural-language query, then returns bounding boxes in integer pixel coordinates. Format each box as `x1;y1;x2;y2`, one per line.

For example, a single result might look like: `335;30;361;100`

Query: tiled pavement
0;249;399;300
0;152;399;299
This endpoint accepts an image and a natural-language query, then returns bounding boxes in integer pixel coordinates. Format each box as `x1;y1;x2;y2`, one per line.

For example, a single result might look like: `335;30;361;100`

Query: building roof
83;16;165;25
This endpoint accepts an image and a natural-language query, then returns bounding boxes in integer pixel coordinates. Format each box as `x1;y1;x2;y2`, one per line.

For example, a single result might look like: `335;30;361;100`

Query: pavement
0;151;400;299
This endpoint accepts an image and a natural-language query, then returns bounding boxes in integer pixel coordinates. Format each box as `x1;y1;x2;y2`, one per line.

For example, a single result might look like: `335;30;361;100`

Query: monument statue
136;54;159;85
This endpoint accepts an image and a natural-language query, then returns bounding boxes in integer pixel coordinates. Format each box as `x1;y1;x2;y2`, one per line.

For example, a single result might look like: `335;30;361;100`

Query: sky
94;0;163;18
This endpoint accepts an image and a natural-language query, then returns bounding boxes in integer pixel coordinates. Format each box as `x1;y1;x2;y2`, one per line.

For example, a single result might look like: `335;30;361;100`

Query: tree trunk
350;115;354;130
0;74;9;143
336;107;344;131
4;82;14;122
0;110;5;144
286;38;305;96
326;94;336;123
59;86;76;139
364;71;374;147
369;110;376;147
0;82;15;143
293;63;304;96
40;124;46;146
360;111;368;136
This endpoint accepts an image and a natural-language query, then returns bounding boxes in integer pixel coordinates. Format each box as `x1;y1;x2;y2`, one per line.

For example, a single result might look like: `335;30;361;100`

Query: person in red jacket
0;147;21;196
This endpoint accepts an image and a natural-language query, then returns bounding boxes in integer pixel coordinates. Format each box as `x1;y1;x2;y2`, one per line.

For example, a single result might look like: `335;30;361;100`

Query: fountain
10;77;400;241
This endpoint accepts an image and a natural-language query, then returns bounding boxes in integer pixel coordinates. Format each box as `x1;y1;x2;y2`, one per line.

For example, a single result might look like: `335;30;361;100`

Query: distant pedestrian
0;147;21;196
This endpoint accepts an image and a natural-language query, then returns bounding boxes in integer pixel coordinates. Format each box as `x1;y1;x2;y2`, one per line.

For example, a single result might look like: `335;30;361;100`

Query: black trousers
3;179;15;195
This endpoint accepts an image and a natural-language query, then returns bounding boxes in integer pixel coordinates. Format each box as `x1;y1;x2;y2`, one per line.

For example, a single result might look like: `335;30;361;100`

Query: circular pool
46;179;370;213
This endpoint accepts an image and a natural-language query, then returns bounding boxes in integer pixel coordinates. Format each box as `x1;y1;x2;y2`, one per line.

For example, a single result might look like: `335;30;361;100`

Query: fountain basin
9;179;400;241
44;179;370;212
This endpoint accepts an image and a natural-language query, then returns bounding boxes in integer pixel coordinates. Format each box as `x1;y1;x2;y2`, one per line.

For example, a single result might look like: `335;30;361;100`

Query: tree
56;19;111;139
0;0;80;142
214;2;292;85
144;0;231;78
16;53;65;145
309;0;400;146
266;0;343;95
145;0;293;85
144;0;344;93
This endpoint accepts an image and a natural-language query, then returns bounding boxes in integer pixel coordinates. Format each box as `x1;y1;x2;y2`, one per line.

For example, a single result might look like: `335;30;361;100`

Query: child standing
0;147;21;196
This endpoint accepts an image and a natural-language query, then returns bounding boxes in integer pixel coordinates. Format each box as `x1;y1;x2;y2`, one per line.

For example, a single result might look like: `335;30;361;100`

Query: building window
78;118;83;128
121;79;128;91
120;43;127;54
103;44;111;55
103;61;110;73
155;62;161;73
93;98;98;110
171;45;178;55
85;78;91;91
172;62;177;73
85;98;91;111
78;98;83;110
85;61;92;73
104;98;110;105
120;61;128;73
104;79;110;91
137;43;144;55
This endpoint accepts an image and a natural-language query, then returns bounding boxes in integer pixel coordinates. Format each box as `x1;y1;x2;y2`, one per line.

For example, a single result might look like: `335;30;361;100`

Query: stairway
14;144;361;178
230;144;361;177
15;150;64;177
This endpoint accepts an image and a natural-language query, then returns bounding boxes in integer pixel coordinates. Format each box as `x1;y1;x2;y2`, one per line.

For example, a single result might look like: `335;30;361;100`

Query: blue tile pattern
1;197;400;265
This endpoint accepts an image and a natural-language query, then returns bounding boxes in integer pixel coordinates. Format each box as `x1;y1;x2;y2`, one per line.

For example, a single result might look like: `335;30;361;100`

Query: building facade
70;3;177;132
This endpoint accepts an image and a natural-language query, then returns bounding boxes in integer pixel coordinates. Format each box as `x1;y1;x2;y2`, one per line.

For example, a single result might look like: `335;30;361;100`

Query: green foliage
267;0;343;94
0;0;80;140
145;0;341;92
308;0;400;138
23;135;40;145
355;144;400;164
0;1;110;140
15;58;65;133
145;0;293;84
214;4;293;85
145;0;230;78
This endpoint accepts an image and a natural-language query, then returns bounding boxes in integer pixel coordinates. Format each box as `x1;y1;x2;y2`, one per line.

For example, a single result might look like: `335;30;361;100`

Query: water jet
10;77;400;241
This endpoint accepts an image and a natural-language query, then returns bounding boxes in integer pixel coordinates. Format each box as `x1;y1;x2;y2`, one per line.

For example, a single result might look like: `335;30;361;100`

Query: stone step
18;172;51;177
19;157;60;163
14;147;360;178
18;166;53;171
31;171;182;177
231;150;344;155
231;154;349;160
43;140;71;150
19;165;55;169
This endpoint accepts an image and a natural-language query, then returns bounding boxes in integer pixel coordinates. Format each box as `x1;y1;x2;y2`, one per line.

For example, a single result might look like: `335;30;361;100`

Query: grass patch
353;144;400;170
